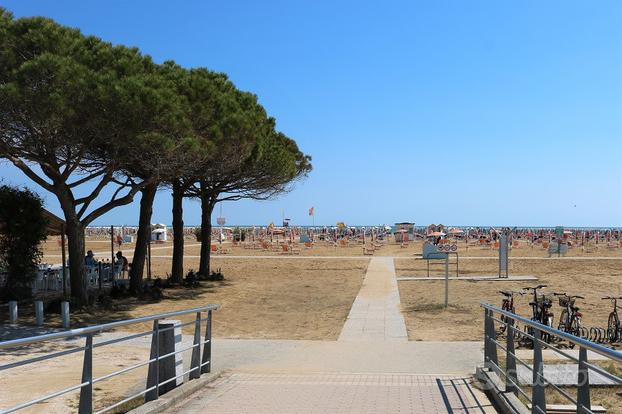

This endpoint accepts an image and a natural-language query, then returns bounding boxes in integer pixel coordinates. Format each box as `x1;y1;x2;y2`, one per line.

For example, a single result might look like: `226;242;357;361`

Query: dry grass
11;258;368;340
396;258;622;341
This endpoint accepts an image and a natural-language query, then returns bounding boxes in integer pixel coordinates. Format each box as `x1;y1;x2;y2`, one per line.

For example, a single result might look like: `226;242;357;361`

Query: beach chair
281;244;291;254
211;244;220;254
261;241;271;251
304;241;313;249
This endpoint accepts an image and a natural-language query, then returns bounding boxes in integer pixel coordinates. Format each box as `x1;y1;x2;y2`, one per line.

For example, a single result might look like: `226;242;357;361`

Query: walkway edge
128;371;221;414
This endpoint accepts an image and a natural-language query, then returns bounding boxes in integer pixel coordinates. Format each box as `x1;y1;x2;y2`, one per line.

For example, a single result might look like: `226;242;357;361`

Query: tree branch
4;155;55;193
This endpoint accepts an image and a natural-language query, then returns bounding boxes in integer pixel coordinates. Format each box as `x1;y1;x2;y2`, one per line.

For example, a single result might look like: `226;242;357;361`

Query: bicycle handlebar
523;284;547;290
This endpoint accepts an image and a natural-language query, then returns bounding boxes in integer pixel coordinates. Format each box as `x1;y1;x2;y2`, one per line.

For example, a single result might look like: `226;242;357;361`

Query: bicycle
523;285;554;344
553;292;585;347
497;289;524;335
602;296;622;343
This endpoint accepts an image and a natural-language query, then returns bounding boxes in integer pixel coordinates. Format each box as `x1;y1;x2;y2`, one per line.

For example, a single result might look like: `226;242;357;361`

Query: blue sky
1;0;621;227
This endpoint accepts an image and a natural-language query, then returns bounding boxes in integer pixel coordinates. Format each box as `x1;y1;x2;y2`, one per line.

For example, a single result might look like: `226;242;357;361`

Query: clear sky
1;0;621;227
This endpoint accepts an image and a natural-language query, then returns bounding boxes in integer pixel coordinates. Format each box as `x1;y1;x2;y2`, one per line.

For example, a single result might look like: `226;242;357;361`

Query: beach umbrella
448;228;464;234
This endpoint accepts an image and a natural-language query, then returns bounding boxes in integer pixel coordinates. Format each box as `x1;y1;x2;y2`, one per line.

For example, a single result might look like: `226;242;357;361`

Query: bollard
61;301;70;329
9;301;18;324
35;301;44;326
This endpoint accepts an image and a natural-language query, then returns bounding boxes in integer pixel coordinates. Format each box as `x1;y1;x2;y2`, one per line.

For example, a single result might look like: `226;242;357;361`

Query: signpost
554;226;564;257
499;234;509;278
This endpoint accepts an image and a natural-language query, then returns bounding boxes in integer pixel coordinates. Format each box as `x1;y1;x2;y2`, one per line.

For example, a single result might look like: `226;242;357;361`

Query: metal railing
0;304;220;414
481;303;622;414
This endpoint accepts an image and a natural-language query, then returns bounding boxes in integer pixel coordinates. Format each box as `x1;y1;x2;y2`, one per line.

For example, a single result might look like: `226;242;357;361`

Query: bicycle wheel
608;313;620;343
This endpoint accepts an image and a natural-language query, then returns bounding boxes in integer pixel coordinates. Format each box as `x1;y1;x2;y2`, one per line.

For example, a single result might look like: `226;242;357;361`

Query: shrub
0;185;48;300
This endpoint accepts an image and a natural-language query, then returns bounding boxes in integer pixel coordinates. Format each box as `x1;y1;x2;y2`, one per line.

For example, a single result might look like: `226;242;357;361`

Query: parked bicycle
497;289;524;335
553;292;586;346
523;285;554;344
602;296;622;343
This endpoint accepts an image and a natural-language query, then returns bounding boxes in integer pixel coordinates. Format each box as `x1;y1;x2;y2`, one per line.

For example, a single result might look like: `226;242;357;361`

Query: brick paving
339;257;408;342
167;372;495;414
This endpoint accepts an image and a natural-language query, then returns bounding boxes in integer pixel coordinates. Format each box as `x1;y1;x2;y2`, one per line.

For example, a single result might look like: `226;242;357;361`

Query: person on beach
115;251;129;278
85;250;95;268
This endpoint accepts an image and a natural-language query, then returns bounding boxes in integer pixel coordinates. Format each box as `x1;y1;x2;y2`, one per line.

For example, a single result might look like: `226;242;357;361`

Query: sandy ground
396;258;622;342
1;257;367;413
0;340;150;413
6;258;368;340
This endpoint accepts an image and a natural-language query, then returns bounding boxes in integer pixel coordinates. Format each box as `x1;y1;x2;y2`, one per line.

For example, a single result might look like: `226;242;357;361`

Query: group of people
84;250;129;276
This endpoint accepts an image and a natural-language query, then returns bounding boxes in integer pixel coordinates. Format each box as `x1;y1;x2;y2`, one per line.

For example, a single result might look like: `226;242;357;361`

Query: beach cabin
394;222;415;242
151;223;167;242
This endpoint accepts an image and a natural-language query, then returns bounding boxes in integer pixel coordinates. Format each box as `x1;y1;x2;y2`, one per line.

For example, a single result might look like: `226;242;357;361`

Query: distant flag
309;207;314;216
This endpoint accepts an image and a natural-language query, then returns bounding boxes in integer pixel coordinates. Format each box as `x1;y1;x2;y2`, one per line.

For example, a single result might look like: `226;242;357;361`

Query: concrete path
517;364;617;386
397;275;538;281
167;372;495;414
211;339;483;375
338;257;408;342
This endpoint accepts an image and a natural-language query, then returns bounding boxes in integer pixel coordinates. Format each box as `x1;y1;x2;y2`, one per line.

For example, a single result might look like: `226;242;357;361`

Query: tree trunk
198;188;215;276
171;180;185;283
65;218;88;306
129;183;158;294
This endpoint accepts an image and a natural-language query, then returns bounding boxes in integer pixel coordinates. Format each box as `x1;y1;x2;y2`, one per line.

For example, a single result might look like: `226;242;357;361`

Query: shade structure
448;228;463;234
42;209;65;236
427;231;446;237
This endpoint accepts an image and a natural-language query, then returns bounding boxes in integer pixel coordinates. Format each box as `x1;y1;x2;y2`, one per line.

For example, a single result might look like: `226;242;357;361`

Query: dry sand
396;258;622;342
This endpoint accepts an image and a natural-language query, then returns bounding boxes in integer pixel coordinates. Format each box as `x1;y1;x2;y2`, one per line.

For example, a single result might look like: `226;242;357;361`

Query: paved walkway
159;258;494;413
339;257;408;342
167;372;495;414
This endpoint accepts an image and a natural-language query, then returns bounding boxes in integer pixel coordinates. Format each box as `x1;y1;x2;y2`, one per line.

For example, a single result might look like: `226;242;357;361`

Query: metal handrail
0;304;220;414
0;305;219;349
481;303;622;414
482;303;622;362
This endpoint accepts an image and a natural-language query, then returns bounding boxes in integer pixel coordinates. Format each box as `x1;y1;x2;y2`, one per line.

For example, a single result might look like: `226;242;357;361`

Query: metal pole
531;328;546;414
147;238;152;280
78;334;93;414
110;225;114;276
506;323;517;394
444;256;449;308
201;310;212;374
61;223;67;299
577;346;591;413
190;312;202;380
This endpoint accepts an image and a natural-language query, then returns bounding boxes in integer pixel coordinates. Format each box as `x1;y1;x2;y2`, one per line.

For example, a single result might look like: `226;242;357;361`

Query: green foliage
0;185;48;300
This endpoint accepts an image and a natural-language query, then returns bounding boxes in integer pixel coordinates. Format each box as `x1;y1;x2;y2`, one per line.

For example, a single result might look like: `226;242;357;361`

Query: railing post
190;312;202;380
531;328;546;414
484;309;498;368
201;310;212;374
145;319;160;402
78;334;93;414
577;346;591;414
506;321;517;394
